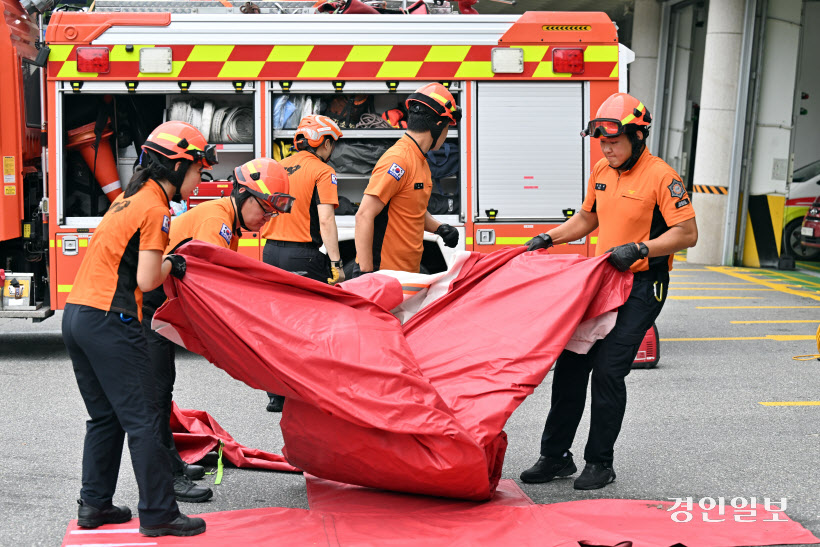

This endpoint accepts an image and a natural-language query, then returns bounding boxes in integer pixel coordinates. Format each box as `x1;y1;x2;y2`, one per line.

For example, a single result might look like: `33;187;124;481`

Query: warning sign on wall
3;156;15;183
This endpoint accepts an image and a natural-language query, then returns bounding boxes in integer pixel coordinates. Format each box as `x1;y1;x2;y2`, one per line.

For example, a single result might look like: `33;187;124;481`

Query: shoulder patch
595;183;607;191
331;173;338;185
667;179;686;199
675;198;691;209
218;223;232;244
161;215;170;234
387;162;405;181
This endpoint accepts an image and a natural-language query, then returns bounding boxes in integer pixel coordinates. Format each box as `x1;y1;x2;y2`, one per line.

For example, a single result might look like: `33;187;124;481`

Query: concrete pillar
629;0;662;112
686;0;746;265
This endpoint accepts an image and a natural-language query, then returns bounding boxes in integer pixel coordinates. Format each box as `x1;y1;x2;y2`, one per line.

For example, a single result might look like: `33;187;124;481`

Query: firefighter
352;83;460;276
142;157;293;499
260;114;343;413
520;93;698;490
61;121;216;537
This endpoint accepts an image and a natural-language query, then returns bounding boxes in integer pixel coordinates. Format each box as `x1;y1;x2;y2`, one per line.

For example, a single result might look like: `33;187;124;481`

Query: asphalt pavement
1;258;819;546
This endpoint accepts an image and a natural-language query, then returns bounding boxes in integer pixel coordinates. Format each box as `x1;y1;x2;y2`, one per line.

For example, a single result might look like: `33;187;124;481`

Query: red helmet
142;120;218;169
406;83;461;126
233;157;295;214
294;115;343;150
582;93;651;139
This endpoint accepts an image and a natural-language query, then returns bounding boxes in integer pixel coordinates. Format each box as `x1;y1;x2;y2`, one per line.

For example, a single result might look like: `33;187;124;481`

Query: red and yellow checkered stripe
48;44;618;80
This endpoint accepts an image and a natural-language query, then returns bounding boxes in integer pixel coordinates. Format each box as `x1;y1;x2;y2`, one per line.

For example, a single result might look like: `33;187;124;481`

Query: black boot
573;462;616;490
266;394;285;413
173;474;213;503
139;514;206;537
519;451;577;483
77;499;132;528
182;462;205;481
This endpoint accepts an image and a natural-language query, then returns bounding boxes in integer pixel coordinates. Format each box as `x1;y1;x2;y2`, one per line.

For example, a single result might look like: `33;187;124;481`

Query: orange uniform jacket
67;181;171;321
167;197;239;253
361;134;432;273
261;151;338;246
582;148;696;272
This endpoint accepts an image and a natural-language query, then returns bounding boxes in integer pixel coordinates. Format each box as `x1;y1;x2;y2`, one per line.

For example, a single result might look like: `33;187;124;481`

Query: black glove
606;242;647;272
435;224;459;248
526;233;553;251
164;254;187;279
349;262;372;279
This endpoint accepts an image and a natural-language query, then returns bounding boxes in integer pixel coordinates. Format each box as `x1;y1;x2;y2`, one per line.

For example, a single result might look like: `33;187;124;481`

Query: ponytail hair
123;150;189;198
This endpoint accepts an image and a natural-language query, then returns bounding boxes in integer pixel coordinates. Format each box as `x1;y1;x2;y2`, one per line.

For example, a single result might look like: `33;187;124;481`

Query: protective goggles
189;144;219;169
251;189;295;215
582;118;626;138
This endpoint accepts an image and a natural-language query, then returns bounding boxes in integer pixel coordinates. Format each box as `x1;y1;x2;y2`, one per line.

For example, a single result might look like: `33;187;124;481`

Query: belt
266;239;318;249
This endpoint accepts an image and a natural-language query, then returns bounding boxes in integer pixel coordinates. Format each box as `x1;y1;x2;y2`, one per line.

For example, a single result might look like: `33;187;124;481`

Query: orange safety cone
67;120;123;202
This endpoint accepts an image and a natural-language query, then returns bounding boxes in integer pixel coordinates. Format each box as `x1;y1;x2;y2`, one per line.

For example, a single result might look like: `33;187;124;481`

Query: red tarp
61;477;820;547
171;403;298;472
154;241;632;500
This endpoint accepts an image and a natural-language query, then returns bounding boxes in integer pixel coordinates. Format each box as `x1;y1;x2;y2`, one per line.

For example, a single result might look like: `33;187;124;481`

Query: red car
801;196;820;251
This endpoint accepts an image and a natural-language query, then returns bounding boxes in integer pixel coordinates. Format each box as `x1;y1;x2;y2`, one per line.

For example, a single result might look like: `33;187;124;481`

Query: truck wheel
783;218;820;261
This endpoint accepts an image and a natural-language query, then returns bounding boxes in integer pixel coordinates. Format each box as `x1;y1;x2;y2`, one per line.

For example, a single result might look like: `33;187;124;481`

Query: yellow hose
793;324;820;361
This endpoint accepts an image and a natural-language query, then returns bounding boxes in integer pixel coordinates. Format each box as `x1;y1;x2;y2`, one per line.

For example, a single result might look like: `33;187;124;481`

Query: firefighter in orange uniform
142;157;293;499
61;121;216;537
353;83;460;276
260;115;343;412
520;93;698;490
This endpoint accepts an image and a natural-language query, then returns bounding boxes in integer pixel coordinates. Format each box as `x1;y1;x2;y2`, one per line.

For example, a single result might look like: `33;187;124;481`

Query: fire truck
0;1;636;328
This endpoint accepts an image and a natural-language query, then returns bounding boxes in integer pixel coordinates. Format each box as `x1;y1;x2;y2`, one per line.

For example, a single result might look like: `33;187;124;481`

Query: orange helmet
294;115;343;150
406;83;461;126
142;120;218;169
233;157;295;214
582;92;651;138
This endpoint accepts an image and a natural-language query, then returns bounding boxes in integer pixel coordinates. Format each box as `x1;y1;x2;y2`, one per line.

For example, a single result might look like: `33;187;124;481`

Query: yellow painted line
668;296;758;300
671;268;710;271
798;262;820;272
669;288;774;291
697;305;820;309
760;402;820;406
708;266;820;301
731;320;819;324
661;335;816;342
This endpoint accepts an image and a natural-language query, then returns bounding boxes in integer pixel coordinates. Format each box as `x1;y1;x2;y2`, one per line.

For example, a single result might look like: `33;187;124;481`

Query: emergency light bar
552;48;584;74
76;47;110;74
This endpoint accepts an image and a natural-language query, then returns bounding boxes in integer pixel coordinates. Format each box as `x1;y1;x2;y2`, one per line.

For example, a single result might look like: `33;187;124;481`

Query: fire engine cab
0;0;633;322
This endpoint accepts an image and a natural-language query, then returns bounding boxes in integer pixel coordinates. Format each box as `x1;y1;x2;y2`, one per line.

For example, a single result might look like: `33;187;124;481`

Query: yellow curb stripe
661;335;816;342
707;266;820;301
760;402;820;406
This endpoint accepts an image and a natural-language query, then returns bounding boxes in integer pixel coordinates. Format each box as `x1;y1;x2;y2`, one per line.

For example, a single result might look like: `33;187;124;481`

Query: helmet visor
586;119;624;138
190;144;219;169
268;192;296;214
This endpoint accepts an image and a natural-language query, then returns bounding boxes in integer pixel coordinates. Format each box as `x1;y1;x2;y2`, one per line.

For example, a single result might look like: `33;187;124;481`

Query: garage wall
792;1;820;170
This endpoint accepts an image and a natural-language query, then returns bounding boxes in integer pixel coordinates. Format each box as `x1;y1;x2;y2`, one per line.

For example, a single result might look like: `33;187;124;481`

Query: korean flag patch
667;179;686;199
387;162;405;181
161;215;170;234
219;223;232;245
331;174;338;186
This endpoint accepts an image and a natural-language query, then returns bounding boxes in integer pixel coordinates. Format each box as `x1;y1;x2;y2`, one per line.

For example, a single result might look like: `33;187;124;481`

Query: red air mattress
154;242;631;500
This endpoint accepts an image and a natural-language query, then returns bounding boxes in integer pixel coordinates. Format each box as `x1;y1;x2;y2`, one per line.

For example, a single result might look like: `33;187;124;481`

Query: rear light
76;47;110;74
552;48;584;74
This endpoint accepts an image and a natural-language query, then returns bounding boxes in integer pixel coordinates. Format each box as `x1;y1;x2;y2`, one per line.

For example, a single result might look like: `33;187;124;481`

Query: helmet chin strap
425;114;446;149
613;131;647;171
231;186;252;236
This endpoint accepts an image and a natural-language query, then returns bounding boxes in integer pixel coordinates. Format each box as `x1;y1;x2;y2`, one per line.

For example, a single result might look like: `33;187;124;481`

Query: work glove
606;242;647;272
525;233;553;251
328;260;345;285
435;224;459;248
164;254;187;279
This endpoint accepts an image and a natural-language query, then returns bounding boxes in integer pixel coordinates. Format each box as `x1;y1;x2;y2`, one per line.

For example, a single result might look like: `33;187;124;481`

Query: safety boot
573;462;616;490
519;451;577;483
182;462;205;481
77;499;132;528
139;514;206;537
173;474;213;503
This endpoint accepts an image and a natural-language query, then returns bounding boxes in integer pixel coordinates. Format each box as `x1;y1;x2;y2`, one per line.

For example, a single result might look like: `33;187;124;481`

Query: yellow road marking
707;266;820;301
798;262;820;272
670;282;756;285
669;296;758;300
670;288;774;291
731;320;819;324
760;402;820;406
672;268;710;271
697;306;820;309
661;335;816;342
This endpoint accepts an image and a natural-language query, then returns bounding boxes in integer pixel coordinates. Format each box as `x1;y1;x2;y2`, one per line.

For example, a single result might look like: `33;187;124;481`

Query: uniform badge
595;183;607;191
668;179;686;199
161;215;170;234
219;223;232;244
414;182;424;190
331;174;338;185
675;198;691;209
387;162;405;181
